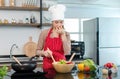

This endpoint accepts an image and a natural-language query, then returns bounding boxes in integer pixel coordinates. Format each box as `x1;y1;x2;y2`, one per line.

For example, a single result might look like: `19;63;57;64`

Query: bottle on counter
25;18;29;24
30;14;36;24
11;18;16;24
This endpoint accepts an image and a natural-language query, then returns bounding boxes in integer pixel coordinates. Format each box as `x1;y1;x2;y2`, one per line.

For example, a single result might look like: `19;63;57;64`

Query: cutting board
23;36;37;58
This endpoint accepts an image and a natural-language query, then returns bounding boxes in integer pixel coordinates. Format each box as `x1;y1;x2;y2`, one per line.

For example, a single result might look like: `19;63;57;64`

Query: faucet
10;44;18;60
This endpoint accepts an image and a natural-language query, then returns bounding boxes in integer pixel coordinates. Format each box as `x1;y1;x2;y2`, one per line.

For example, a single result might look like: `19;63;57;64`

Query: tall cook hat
48;4;66;21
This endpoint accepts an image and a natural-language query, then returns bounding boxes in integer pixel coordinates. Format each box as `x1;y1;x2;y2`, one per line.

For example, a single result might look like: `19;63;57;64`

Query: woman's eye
60;21;63;24
55;21;58;24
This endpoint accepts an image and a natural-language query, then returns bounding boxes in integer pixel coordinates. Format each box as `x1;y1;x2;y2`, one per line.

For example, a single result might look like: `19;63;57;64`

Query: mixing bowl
52;62;75;73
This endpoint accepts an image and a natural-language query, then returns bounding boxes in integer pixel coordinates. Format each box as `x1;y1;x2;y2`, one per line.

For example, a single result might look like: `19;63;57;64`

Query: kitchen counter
3;65;120;79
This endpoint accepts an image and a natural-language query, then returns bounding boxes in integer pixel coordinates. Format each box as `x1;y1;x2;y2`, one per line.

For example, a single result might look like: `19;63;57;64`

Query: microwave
66;41;85;60
71;41;85;59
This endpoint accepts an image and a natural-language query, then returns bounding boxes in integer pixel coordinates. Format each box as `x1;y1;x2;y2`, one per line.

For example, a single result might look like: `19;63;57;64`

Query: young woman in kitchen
36;4;71;73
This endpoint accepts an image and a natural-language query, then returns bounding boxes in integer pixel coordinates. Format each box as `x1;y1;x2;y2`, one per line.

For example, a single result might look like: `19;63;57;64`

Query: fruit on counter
77;63;84;71
104;62;114;69
111;67;117;73
78;59;97;72
103;62;118;74
104;62;117;69
84;66;90;72
102;68;108;74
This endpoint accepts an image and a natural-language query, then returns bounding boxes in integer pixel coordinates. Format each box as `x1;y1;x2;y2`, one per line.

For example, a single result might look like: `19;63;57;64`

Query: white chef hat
48;4;66;21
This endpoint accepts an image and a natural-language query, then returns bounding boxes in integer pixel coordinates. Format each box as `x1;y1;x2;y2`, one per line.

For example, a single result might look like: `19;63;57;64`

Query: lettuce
0;65;8;79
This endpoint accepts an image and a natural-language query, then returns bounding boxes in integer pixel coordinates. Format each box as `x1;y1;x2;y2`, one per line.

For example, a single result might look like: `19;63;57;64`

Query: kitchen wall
65;4;120;18
0;0;40;55
1;0;120;58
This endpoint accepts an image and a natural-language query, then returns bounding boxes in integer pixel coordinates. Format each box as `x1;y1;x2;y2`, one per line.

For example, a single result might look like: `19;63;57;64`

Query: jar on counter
11;18;16;24
9;0;16;6
4;19;9;24
30;14;36;24
25;18;29;24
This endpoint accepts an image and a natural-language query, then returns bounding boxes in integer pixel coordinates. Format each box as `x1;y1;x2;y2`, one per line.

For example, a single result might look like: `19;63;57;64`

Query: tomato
66;62;73;64
104;63;113;69
84;66;90;72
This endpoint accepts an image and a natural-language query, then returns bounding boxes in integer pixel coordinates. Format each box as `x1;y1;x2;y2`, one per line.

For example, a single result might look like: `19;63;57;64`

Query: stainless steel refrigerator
83;17;120;66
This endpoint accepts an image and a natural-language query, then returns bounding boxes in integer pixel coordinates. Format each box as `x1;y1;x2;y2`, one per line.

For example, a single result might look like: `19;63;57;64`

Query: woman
36;4;71;72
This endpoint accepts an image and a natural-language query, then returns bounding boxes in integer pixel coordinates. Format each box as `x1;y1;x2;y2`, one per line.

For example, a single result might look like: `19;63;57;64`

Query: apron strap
47;28;53;38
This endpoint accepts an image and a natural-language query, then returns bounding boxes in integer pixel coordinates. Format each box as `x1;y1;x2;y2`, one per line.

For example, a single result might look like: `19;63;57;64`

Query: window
64;18;80;41
64;18;92;41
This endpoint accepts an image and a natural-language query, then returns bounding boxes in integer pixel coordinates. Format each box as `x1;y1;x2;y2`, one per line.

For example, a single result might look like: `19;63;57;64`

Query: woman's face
52;20;64;28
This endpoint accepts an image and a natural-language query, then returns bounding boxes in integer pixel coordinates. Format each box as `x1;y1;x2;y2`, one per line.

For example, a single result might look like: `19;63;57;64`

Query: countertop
3;65;120;79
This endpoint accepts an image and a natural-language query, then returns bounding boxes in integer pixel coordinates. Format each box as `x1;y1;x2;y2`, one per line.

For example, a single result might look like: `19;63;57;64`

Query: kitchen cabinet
0;0;41;28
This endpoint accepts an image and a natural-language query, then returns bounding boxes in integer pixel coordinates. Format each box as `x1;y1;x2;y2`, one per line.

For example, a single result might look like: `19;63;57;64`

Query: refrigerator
83;18;97;63
83;17;120;66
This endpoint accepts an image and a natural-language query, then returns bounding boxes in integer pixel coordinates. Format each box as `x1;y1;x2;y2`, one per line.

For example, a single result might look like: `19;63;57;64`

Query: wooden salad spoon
13;56;22;66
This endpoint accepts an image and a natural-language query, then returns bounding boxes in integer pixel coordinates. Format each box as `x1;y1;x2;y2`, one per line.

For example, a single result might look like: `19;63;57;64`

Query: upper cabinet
0;0;41;28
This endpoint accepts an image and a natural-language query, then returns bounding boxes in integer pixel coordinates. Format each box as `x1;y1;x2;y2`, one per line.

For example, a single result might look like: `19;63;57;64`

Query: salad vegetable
0;65;8;79
58;59;73;64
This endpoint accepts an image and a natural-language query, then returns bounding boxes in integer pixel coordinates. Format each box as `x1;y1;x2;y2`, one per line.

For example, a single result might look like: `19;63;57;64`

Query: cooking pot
11;55;39;72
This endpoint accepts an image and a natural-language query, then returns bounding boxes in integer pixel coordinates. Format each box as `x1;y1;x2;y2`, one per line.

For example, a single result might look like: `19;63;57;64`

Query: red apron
43;28;66;72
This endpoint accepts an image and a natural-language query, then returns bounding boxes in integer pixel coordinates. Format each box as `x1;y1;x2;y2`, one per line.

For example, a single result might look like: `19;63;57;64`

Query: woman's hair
62;25;64;29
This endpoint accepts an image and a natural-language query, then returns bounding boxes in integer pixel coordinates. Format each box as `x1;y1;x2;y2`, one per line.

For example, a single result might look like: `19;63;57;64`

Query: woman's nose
57;23;62;26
